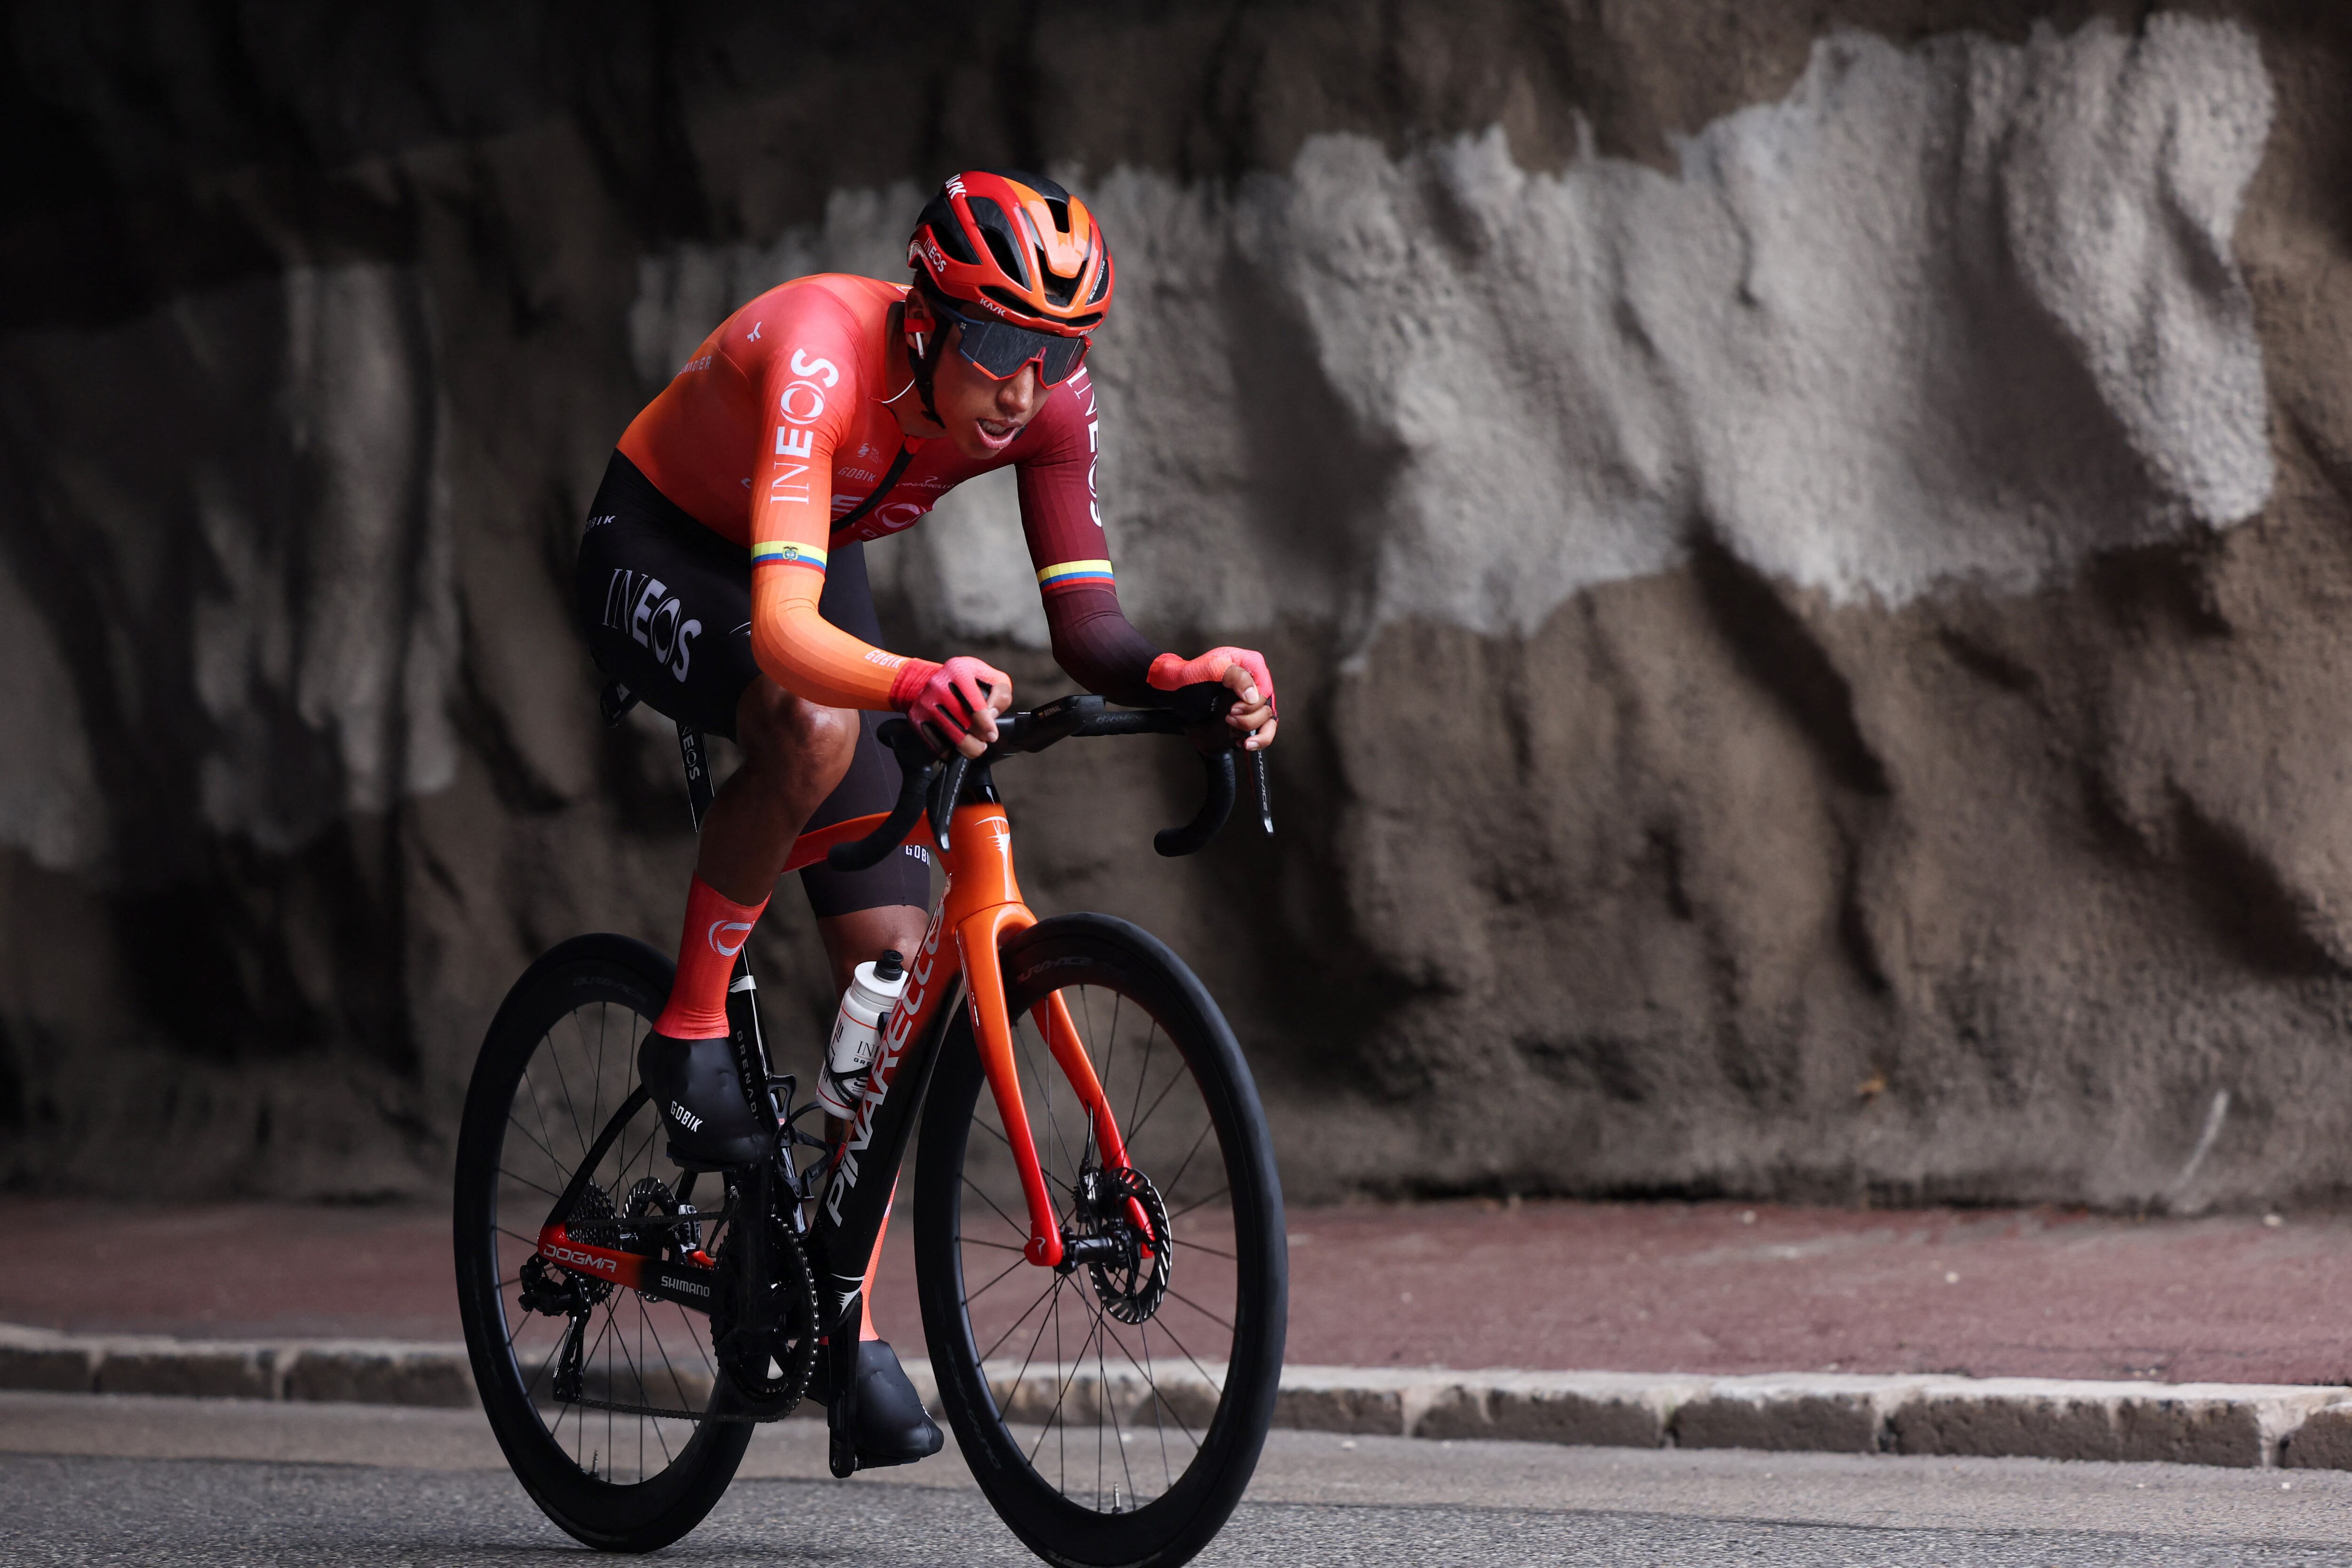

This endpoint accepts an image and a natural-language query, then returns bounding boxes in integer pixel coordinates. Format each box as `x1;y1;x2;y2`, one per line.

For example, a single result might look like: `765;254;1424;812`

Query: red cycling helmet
907;169;1114;340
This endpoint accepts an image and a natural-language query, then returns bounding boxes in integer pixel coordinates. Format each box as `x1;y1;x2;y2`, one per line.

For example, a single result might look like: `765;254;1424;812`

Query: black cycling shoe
637;1029;771;1167
827;1339;944;1468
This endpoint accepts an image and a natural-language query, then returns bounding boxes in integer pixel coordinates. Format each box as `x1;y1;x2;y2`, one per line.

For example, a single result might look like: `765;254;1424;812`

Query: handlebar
823;719;938;873
825;692;1272;871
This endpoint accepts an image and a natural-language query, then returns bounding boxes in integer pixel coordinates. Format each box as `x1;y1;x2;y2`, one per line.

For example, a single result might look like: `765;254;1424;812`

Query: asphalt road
6;1393;2352;1565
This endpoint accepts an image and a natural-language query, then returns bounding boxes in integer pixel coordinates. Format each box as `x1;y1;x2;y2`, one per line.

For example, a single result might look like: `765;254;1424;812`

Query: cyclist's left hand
1149;647;1277;750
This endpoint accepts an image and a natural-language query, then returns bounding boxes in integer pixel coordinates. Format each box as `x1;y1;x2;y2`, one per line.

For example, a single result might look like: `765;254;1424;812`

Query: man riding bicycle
573;170;1278;1467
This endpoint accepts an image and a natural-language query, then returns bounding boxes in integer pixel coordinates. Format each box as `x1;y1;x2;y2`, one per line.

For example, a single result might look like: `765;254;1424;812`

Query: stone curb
0;1324;477;1409
7;1324;2346;1469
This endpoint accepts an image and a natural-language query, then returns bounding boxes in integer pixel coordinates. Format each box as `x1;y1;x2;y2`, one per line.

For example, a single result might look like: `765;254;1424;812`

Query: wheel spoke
1146;1314;1227;1394
961;1250;1031;1305
1135;1319;1183;1489
1168;1185;1231;1224
639;1302;687;1455
588;1005;607;1178
520;1062;564;1184
505;1110;560;1170
1126;1018;1156;1140
1127;1059;1187;1145
496;1168;564;1204
1100;989;1121;1112
983;1271;1065;1366
962;1173;1030;1243
1096;1295;1138;1508
1160;1119;1216;1202
1028;1280;1104;1471
1161;1285;1235;1334
545;1029;592;1158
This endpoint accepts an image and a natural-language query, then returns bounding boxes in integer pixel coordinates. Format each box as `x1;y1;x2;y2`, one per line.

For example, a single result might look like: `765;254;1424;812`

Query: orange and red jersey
617;273;1160;709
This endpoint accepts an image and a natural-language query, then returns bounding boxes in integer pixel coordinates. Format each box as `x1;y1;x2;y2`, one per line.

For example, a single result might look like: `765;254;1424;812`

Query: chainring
1080;1163;1173;1324
709;1178;819;1419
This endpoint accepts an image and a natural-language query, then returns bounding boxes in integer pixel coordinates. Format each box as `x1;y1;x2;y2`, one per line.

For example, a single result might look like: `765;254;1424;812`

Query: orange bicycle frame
783;796;1136;1281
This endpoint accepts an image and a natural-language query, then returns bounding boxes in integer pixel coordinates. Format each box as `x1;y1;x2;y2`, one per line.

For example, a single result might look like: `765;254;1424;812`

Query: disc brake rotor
1079;1164;1173;1325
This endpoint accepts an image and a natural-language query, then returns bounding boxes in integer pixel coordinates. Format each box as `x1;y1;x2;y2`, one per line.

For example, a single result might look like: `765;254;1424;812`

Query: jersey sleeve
746;304;921;710
1015;373;1165;708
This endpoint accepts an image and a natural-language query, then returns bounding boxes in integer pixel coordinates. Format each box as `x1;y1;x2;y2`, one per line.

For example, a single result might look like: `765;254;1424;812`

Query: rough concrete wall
4;2;2350;1209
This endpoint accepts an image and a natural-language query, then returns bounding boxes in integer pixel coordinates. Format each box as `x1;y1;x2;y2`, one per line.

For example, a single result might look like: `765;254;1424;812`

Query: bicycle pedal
827;1425;861;1479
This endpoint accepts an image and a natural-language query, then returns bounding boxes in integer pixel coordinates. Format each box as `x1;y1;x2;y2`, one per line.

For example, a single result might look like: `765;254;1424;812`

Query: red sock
652;875;769;1039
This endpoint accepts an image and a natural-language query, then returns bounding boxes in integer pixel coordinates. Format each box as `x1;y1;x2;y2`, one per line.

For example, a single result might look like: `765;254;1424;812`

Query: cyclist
573;170;1277;1466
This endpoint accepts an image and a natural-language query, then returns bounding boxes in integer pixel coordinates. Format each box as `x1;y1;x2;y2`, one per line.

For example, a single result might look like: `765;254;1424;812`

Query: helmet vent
967;197;1032;288
917;193;978;266
1044;196;1071;232
1086;261;1110;307
987;167;1069;204
1038;253;1080;307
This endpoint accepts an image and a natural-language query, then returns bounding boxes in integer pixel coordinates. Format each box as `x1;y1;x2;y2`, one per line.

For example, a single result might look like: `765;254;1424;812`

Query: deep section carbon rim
920;917;1285;1559
488;995;724;1483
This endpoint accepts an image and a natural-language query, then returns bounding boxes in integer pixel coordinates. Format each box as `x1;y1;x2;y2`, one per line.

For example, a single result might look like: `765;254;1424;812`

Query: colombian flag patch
753;541;828;573
1036;559;1115;591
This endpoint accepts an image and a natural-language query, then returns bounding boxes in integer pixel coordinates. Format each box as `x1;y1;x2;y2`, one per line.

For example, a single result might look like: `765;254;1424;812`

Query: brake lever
1248;744;1273;836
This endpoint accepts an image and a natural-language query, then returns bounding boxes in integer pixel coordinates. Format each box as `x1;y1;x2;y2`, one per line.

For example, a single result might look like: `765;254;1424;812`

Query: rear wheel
915;914;1287;1568
452;935;750;1552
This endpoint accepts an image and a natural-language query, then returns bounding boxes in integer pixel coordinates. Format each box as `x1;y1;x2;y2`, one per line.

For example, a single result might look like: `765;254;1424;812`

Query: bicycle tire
914;913;1287;1568
453;933;752;1552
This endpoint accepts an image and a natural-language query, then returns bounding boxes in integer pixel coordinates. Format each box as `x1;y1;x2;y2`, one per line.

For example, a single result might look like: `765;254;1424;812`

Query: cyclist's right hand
892;654;1013;757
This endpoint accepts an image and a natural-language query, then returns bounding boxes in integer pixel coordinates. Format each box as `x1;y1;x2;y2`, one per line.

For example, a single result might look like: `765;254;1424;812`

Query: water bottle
817;950;907;1119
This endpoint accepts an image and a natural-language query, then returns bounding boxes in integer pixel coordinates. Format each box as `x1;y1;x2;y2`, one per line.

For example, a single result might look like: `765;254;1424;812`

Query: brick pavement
6;1196;2346;1385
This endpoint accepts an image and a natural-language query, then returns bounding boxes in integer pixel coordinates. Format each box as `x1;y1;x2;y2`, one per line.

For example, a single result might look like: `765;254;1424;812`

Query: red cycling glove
1147;647;1277;714
889;655;1011;748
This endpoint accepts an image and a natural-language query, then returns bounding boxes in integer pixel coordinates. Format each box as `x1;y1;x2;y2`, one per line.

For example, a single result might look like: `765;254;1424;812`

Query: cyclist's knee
736;680;857;807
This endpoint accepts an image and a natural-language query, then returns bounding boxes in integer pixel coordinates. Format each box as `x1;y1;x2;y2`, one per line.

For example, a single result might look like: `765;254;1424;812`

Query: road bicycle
453;682;1288;1567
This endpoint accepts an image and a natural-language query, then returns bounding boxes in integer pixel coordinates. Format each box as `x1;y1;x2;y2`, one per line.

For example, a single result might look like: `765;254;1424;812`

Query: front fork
958;908;1149;1267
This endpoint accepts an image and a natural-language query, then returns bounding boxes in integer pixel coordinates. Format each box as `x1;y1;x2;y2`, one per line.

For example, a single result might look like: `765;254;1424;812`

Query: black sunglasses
930;300;1090;386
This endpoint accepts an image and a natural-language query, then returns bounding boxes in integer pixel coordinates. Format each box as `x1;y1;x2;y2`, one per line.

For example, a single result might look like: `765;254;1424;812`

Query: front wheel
915;914;1287;1568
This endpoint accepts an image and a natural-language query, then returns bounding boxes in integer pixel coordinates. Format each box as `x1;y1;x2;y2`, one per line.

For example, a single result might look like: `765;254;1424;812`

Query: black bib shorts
574;452;933;917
